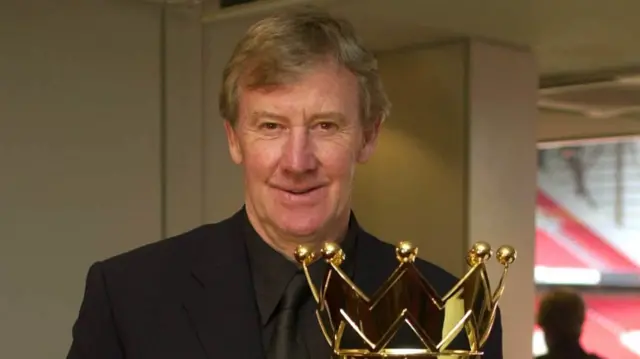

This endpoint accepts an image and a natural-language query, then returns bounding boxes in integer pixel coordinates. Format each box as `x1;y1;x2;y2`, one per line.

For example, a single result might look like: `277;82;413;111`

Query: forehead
237;62;360;119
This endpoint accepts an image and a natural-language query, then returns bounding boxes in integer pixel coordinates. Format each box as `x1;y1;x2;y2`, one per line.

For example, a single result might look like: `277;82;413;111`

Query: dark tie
267;271;310;359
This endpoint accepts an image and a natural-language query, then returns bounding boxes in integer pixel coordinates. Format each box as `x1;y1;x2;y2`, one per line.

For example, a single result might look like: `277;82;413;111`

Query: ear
224;120;243;164
357;118;382;163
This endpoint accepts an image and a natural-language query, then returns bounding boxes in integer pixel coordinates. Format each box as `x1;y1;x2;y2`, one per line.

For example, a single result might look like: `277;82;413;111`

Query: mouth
273;185;325;196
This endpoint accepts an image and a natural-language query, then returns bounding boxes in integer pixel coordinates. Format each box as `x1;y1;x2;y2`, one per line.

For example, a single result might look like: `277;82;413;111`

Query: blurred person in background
536;288;605;359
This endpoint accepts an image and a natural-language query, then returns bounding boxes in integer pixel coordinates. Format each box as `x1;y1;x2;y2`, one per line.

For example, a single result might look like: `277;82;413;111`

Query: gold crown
294;241;517;359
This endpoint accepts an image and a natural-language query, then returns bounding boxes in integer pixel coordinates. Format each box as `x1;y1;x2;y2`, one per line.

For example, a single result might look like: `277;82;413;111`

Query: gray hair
219;6;391;126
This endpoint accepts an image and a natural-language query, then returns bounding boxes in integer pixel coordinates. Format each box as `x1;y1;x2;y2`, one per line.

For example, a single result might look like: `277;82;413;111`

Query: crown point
467;241;492;266
396;241;418;263
294;245;315;266
496;245;517;266
321;242;345;266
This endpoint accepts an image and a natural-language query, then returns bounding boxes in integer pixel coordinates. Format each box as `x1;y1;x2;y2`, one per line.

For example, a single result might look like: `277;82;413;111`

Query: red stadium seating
535;228;589;268
536;191;639;272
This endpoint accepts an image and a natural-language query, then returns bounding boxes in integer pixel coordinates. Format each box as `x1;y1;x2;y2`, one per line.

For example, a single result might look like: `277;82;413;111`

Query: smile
283;186;321;195
271;184;327;203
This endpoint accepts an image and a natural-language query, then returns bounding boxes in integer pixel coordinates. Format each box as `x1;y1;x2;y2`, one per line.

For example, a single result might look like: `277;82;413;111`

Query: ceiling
535;0;640;76
203;0;640;77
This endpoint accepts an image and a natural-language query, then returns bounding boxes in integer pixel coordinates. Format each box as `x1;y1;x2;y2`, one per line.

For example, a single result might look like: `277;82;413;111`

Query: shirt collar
243;208;359;326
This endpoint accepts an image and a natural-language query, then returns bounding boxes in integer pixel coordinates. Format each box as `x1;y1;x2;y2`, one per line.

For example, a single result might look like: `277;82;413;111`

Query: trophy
294;241;516;359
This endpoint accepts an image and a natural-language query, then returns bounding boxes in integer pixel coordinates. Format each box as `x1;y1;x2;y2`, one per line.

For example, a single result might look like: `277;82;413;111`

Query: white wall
0;2;163;358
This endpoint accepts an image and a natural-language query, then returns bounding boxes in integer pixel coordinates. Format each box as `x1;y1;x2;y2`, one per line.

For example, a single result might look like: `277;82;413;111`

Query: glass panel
534;136;640;359
536;137;640;284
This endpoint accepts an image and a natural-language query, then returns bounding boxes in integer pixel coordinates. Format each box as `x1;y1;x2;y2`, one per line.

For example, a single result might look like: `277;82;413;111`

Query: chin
276;209;329;238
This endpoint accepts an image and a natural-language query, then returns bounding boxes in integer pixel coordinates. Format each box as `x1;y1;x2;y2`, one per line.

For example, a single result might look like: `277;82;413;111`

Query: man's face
225;62;380;239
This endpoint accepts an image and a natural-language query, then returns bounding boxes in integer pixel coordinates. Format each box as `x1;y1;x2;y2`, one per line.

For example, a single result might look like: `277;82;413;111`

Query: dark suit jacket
67;209;503;359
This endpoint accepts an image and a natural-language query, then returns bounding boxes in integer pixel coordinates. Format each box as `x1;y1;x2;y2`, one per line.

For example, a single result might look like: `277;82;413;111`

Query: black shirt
243;211;358;359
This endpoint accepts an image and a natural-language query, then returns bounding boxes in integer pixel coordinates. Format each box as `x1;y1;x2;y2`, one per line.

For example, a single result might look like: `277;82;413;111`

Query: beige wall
164;6;207;236
202;14;264;224
352;42;469;273
0;2;163;358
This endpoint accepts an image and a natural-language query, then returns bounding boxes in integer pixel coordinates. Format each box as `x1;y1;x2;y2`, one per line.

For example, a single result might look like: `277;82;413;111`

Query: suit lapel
182;210;264;359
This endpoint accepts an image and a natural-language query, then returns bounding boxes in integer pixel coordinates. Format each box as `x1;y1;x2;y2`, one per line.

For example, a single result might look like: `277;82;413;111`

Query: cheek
315;139;358;179
242;140;282;178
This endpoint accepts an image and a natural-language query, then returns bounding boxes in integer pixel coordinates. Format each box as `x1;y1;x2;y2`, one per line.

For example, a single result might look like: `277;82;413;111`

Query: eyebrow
250;111;347;124
309;112;346;122
250;111;288;123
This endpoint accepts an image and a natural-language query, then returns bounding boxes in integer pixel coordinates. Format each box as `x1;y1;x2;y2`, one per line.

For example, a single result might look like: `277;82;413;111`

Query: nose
280;126;318;174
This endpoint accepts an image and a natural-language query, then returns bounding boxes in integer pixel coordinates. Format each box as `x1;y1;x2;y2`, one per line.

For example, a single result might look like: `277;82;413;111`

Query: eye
316;122;338;131
259;122;281;131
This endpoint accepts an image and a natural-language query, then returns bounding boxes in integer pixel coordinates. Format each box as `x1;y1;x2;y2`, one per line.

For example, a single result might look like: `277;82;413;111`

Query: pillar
352;39;537;358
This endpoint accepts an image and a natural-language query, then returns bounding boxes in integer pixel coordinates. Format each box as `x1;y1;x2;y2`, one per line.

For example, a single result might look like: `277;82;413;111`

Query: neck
244;205;351;261
547;337;582;352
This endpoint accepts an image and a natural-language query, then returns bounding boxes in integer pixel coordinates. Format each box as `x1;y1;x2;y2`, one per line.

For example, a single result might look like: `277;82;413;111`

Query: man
536;289;604;359
67;6;503;359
